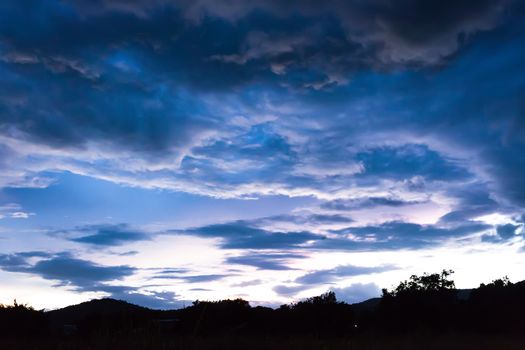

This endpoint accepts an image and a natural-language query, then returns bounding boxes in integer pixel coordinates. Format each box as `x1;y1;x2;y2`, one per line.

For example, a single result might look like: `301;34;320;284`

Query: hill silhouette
47;298;151;325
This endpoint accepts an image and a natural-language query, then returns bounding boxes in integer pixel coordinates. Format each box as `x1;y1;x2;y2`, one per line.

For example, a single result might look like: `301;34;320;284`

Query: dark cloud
439;184;501;223
180;274;228;283
322;197;424;211
116;250;140;256
308;221;490;251
0;251;135;289
226;252;307;270
0;252;48;270
325;221;489;249
153;268;190;276
356;144;472;181
304;214;354;224
496;224;519;239
342;221;488;240
231;279;264;287
192;0;509;58
30;256;134;288
252;213;354;226
0;67;213;152
481;223;522;243
174;216;493;251
272;284;305;297
295;264;396;285
66;0;512;66
0;3;217;162
482;144;525;207
66;224;151;246
0;0;514;152
182;124;299;187
150;269;227;283
182;222;325;249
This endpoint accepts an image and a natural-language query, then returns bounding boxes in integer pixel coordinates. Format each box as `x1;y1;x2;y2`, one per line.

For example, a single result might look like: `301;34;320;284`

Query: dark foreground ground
2;334;525;350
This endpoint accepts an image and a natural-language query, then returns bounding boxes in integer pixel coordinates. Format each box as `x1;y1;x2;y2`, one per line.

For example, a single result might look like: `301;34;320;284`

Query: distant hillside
46;298;153;325
351;297;381;311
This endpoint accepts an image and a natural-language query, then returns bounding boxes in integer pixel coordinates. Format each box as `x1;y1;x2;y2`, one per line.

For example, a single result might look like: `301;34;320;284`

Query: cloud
0;203;34;220
482;223;523;243
116;250;140;256
180;0;510;64
255;214;354;226
180;274;228;283
314;221;490;250
322;197;425;211
226;252;307;270
496;224;520;239
182;222;324;249
62;224;152;246
439;183;501;223
231;279;264;287
272;284;306;297
149;268;228;283
340;221;488;240
294;264;396;285
66;0;509;66
152;268;191;277
356;144;472;182
0;251;135;289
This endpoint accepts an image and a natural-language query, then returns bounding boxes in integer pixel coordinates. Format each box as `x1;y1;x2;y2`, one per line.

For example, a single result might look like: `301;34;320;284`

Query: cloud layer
0;0;522;205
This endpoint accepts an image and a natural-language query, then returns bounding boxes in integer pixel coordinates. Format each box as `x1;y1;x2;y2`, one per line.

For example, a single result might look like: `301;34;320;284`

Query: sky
0;0;524;310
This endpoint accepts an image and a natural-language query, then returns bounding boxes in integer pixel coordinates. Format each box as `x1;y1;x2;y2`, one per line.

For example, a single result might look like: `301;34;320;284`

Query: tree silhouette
378;270;458;332
478;276;512;289
0;300;46;337
382;269;455;297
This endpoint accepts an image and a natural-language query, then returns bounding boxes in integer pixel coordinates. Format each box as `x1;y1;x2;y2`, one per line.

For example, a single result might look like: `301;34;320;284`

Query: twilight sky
0;0;524;310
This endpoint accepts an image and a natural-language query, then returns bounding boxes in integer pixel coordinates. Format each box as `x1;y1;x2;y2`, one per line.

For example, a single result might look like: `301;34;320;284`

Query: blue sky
0;0;524;309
